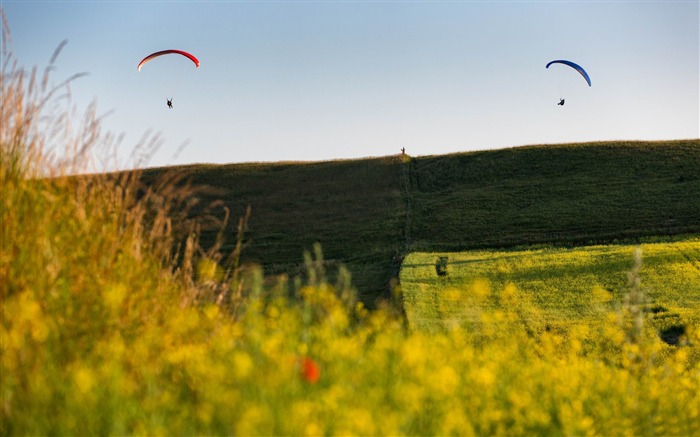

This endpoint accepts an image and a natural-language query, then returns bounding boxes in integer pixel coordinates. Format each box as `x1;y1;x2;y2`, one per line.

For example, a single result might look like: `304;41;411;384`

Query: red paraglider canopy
137;50;200;71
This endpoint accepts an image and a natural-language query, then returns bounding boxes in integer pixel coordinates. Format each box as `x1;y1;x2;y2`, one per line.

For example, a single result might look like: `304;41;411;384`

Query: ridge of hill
142;139;700;305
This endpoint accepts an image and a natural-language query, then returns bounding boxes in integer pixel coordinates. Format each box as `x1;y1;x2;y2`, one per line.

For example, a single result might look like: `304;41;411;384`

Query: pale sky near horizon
2;1;699;170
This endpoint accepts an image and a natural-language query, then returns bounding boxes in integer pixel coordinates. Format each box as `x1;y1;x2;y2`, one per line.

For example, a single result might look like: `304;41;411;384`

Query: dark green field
142;158;407;304
142;140;700;305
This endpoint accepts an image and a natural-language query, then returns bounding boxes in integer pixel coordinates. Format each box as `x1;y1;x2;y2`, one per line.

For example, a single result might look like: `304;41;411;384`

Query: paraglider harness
558;98;565;106
167;98;173;109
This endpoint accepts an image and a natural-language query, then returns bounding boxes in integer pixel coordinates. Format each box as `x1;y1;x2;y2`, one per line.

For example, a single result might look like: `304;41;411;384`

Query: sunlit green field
401;240;700;336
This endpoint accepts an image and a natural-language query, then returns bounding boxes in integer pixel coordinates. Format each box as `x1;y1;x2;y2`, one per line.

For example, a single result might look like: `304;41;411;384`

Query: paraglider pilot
558;98;565;106
167;98;173;109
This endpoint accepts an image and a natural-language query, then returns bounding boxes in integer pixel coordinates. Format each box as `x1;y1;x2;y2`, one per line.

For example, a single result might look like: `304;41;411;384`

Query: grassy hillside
409;140;700;250
142;158;406;304
143;140;700;304
400;239;700;336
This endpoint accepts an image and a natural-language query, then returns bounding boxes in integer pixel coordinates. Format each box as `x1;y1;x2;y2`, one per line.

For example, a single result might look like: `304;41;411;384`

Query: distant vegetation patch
400;239;700;337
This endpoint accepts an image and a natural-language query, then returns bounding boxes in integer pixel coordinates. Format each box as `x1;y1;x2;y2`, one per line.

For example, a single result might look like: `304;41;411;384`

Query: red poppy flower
300;357;321;383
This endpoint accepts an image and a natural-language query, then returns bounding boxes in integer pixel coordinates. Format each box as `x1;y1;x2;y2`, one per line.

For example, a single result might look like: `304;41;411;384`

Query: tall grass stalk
620;248;650;351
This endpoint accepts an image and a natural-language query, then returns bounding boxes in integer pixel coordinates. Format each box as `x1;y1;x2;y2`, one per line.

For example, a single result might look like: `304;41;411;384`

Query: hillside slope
143;140;700;305
143;157;406;304
409;140;700;251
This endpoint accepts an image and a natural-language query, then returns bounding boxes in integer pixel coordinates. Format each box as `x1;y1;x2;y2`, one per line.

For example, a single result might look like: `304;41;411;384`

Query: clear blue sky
3;1;699;169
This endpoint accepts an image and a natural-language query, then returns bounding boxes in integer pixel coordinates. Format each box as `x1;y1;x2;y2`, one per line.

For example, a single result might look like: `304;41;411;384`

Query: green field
141;158;406;304
401;239;700;336
408;142;700;251
142;140;700;305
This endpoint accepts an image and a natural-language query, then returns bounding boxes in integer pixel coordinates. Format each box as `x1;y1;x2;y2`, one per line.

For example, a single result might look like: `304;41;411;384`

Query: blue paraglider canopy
546;60;591;87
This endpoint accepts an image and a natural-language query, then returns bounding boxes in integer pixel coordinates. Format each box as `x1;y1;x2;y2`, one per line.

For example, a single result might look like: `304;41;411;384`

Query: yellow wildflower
73;366;95;395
